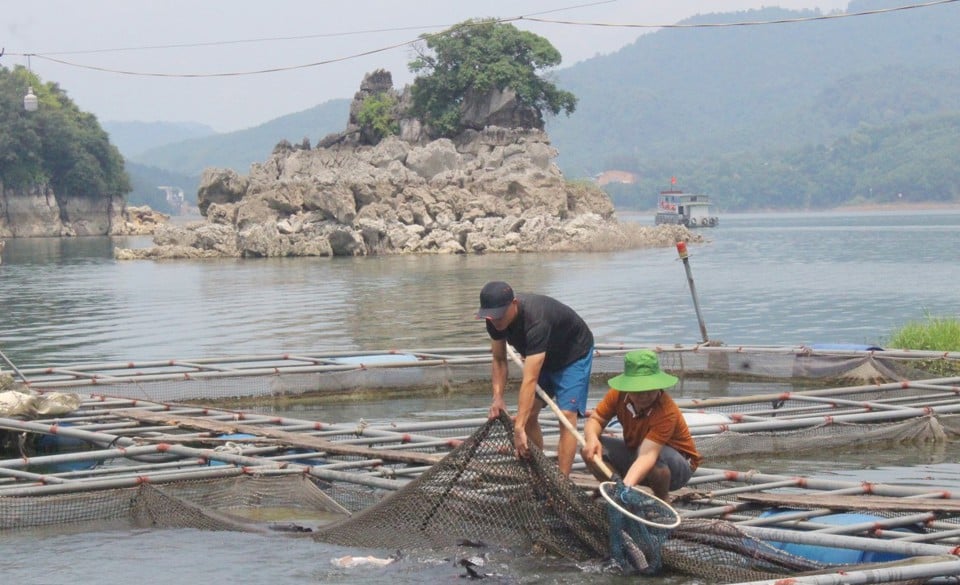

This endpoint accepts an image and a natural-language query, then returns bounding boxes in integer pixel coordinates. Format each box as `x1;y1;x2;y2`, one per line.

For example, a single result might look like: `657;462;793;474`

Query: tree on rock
408;19;577;138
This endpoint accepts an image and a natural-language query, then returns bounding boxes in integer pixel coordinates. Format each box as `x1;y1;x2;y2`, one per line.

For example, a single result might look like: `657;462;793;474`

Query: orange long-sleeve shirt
592;389;702;470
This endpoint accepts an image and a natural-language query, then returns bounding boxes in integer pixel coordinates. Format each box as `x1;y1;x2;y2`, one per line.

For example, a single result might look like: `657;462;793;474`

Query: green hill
126;0;960;211
129;99;350;176
548;1;960;175
124;161;200;214
102;121;216;159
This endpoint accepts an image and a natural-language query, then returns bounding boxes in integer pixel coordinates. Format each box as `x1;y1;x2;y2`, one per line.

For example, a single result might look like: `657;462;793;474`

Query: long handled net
601;480;680;573
2;404;939;583
311;414;841;582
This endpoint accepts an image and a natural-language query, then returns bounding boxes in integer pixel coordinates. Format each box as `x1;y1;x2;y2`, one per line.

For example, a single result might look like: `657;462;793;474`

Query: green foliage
888;315;960;351
408;18;576;138
356;93;399;142
0;65;129;199
0;69;45;186
886;315;960;376
610;112;960;211
117;4;960;213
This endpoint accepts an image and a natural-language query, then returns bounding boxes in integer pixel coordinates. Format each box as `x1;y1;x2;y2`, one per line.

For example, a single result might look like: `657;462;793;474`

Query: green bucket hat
607;350;678;392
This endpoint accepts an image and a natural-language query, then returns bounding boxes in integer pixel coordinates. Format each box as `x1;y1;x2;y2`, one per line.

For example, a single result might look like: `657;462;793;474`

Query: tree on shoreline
0;65;129;200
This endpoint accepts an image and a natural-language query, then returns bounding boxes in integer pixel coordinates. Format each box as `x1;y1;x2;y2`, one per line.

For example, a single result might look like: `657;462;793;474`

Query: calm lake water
2;209;959;368
2;209;960;584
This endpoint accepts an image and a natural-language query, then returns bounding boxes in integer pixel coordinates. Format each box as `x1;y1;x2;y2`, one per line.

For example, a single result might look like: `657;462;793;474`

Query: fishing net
697;415;960;460
601;480;679;574
1;409;941;584
665;519;828;580
311;413;840;583
0;474;348;532
313;412;611;560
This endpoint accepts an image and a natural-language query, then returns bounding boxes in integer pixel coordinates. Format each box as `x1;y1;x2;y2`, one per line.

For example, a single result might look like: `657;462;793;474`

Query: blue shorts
537;347;593;416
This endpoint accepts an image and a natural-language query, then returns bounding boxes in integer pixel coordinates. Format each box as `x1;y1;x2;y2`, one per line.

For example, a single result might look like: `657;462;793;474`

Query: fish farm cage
3;344;960;584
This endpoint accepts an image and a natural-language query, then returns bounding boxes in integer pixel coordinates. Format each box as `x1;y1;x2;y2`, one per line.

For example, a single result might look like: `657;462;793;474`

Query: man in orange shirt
582;350;701;501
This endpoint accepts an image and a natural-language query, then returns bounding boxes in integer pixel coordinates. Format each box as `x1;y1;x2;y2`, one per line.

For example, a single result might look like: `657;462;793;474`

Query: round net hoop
599;481;681;529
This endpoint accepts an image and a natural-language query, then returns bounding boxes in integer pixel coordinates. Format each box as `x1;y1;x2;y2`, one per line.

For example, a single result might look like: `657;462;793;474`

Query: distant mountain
128;99;350;176
124;161;200;214
103;120;216;159
124;0;960;211
547;0;960;178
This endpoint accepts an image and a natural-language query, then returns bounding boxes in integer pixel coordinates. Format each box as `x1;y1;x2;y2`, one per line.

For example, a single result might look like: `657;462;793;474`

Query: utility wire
10;0;612;57
522;0;958;28
27;35;426;78
4;0;955;79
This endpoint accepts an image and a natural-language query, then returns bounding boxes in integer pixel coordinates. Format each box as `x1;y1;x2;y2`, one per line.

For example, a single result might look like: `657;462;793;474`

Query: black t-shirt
486;293;594;372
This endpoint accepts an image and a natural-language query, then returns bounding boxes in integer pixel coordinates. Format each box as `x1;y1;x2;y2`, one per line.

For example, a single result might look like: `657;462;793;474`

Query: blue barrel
760;510;919;564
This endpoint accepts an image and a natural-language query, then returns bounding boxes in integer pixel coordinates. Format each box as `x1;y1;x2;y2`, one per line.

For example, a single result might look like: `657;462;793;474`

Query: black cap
476;281;515;320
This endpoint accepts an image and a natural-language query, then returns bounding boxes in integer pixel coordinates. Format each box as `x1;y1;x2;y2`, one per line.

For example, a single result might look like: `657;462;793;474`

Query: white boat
654;189;719;228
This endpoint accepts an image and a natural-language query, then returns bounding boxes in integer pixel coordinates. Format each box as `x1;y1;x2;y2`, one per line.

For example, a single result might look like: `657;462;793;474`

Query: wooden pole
676;241;710;344
505;345;614;479
0;346;30;385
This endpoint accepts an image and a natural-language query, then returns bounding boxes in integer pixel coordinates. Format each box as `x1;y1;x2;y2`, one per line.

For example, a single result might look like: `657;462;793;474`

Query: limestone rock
115;205;170;235
0;182;127;238
116;71;701;260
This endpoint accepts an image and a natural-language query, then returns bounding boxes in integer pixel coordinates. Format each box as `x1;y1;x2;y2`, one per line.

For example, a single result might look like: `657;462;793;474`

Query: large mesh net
1;411;950;583
603;480;678;573
665;519;828;581
0;474;348;532
309;414;880;583
697;415;960;459
313;412;610;560
18;345;956;404
6;345;960;584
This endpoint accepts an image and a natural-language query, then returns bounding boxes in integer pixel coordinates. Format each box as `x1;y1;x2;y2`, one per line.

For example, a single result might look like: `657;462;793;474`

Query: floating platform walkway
2;344;960;583
9;343;960;401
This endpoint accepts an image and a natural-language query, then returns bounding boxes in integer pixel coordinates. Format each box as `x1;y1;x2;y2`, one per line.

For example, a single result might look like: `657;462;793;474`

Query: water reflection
1;210;959;369
3;215;960;584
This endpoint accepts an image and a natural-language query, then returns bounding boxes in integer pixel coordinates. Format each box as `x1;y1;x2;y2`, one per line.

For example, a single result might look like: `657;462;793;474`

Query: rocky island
116;70;698;260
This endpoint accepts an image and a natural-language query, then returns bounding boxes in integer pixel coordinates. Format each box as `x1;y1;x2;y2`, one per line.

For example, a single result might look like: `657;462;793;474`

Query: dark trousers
599;435;693;491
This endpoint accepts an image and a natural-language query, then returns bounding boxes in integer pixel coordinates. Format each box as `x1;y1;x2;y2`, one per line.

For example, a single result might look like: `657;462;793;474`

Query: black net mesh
603;481;678;573
665;519;827;581
313;413;611;560
0;474;347;532
310;415;928;583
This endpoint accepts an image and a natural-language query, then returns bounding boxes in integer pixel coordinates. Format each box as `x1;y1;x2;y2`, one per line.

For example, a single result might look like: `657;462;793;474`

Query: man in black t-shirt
476;281;595;476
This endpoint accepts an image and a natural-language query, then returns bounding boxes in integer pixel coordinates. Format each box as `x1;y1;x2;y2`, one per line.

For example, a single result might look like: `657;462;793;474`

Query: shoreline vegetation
887;315;960;376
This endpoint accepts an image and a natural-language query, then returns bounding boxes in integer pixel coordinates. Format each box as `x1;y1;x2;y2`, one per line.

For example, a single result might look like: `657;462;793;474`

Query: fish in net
600;479;680;574
311;413;929;583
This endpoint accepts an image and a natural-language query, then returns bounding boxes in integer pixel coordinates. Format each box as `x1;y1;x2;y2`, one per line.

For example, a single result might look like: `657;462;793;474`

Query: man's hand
580;436;602;463
489;396;508;419
513;425;530;458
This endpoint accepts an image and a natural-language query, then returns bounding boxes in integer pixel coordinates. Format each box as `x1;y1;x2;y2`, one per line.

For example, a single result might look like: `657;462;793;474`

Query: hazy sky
4;0;850;133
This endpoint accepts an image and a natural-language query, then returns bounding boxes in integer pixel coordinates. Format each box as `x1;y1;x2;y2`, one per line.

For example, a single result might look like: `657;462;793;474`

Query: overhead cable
523;0;957;28
5;0;955;79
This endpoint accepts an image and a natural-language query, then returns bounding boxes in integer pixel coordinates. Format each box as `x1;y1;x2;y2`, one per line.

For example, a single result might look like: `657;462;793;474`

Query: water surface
2;209;959;584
